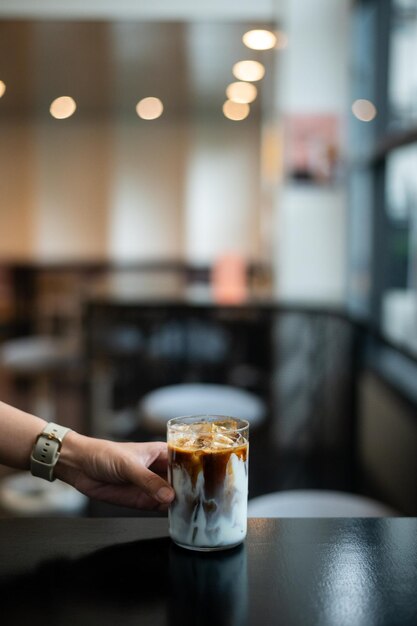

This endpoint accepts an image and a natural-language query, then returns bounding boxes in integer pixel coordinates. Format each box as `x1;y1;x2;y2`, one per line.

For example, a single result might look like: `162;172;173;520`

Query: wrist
30;423;76;482
54;430;89;482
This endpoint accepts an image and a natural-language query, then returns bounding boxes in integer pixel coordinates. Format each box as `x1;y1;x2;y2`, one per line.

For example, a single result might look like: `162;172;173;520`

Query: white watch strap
30;422;72;482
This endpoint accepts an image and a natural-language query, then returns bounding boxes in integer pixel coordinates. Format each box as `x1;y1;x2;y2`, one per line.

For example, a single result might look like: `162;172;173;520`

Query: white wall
277;186;347;303
274;0;350;303
0;117;186;262
280;0;350;113
33;119;110;260
0;114;261;264
109;121;185;261
185;119;261;265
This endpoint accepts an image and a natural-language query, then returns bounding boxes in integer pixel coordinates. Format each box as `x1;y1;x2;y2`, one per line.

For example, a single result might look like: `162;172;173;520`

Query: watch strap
30;422;72;482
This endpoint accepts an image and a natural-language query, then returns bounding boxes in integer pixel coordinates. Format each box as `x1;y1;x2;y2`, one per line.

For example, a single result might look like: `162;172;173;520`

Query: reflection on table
0;518;416;626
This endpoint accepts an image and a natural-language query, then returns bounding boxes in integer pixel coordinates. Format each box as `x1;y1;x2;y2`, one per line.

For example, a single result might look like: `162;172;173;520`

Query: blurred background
0;0;416;518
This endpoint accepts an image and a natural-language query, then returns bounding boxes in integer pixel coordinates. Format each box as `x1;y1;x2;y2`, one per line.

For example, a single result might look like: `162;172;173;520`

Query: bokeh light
242;29;277;51
352;99;377;122
50;96;77;119
223;100;250;121
136;97;164;120
226;81;257;104
232;60;265;82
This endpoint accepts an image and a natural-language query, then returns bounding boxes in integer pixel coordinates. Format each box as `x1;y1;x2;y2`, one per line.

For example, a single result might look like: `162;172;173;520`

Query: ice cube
190;422;213;435
173;424;191;432
174;436;196;449
217;433;235;446
213;419;239;432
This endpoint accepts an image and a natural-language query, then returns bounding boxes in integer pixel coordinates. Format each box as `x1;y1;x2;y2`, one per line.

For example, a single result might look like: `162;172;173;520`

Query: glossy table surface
0;517;416;626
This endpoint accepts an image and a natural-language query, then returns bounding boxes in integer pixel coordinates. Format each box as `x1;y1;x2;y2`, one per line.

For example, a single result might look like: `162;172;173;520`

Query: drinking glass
167;415;249;551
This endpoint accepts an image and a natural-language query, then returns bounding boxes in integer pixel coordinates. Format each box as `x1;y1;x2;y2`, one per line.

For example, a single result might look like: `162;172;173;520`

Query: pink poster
284;114;341;185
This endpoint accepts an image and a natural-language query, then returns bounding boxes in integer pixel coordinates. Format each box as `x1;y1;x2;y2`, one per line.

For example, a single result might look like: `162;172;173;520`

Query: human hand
55;432;175;512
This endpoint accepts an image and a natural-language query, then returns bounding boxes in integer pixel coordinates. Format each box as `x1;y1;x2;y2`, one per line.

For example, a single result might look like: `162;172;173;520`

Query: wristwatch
30;422;72;482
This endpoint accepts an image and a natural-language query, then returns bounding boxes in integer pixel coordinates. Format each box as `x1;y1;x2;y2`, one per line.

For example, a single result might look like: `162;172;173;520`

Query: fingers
75;440;175;510
124;461;174;505
149;457;168;476
139;441;168;468
132;441;170;478
83;479;171;511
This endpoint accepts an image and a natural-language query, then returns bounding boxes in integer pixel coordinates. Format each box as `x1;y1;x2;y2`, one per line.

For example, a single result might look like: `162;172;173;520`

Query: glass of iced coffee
167;415;249;552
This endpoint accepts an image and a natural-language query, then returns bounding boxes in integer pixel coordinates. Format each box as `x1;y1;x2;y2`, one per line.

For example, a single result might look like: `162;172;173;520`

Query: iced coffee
167;416;249;551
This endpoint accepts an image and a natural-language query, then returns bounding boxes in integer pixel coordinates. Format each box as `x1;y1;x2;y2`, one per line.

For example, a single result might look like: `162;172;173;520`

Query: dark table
0;517;416;626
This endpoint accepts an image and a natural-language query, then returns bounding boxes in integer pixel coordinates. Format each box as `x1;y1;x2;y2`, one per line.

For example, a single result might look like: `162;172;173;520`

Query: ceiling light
352;99;377;122
226;81;257;104
223;100;250;121
232;60;265;82
0;81;6;98
49;96;77;119
243;29;277;50
136;97;164;120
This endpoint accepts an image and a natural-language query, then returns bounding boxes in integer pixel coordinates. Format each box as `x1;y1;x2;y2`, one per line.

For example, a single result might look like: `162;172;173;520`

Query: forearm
0;401;173;510
0;400;90;477
0;401;47;470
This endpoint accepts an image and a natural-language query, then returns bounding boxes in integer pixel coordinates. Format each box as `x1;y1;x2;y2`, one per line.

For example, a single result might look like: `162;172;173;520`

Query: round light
232;60;265;82
352;99;377;122
223;100;250;121
242;29;277;50
49;96;77;120
0;81;6;98
136;97;164;120
226;81;257;104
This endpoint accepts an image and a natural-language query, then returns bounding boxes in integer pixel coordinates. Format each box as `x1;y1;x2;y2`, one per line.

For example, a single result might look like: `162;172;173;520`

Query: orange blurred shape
211;253;248;304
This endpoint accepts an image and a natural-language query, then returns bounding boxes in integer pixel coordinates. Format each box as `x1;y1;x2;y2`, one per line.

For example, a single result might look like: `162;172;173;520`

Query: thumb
127;463;175;504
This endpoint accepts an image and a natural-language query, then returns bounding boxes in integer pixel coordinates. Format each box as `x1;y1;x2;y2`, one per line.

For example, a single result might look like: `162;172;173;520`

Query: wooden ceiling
0;20;276;120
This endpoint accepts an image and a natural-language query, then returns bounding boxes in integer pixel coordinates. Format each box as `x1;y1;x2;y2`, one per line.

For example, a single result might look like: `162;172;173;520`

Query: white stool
0;473;87;517
248;489;398;518
139;383;266;434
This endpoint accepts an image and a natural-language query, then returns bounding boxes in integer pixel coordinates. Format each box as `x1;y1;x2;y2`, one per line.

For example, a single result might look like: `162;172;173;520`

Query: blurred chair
0;336;79;421
148;319;229;364
247;489;398;518
139;382;266;434
0;472;87;517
